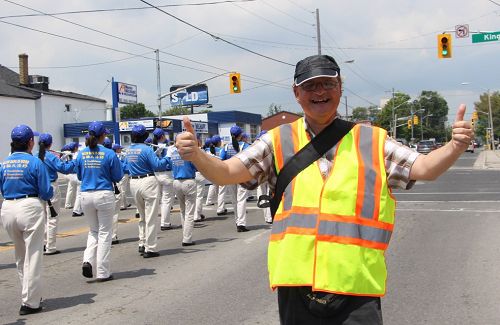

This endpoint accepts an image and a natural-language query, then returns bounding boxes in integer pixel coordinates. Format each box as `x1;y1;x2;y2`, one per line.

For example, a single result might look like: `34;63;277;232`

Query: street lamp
391;99;411;139
461;82;494;150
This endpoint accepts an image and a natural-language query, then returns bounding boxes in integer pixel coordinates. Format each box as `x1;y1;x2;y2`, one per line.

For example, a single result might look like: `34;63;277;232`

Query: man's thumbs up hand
451;104;474;151
175;116;200;161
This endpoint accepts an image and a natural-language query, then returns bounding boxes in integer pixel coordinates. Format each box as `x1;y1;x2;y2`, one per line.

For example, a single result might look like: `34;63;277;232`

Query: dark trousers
277;287;383;325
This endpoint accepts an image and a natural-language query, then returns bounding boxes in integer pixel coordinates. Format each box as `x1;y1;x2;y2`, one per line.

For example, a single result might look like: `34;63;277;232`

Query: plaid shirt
235;120;420;193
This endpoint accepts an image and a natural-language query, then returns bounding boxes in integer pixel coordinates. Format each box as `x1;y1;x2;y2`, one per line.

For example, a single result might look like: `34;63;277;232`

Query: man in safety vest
174;54;474;324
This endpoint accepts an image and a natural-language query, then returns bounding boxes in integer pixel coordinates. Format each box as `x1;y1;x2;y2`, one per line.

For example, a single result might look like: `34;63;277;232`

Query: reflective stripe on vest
267;117;395;296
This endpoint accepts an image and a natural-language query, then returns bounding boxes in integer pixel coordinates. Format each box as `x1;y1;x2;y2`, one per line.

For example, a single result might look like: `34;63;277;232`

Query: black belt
175;177;195;180
5;194;38;200
130;173;154;179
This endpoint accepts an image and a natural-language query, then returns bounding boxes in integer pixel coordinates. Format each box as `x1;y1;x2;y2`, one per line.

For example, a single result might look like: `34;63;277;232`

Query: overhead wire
259;0;314;26
0;0;257;19
1;2;291;89
138;0;294;66
231;2;313;38
285;0;314;14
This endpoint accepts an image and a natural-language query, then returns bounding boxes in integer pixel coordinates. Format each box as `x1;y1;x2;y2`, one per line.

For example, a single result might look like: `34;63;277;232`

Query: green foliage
120;103;155;119
474;91;500;142
267;103;283;117
163;106;192;116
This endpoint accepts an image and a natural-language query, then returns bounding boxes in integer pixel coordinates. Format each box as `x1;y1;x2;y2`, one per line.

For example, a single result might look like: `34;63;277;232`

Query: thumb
183;116;195;136
455;104;466;122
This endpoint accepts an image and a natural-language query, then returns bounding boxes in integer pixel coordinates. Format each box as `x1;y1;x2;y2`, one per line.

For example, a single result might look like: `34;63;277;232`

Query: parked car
465;141;475;153
416;140;437;154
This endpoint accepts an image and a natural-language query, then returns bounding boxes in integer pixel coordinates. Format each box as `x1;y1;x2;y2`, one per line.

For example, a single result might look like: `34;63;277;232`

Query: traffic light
229;72;241;94
472;111;478;121
407;119;412;129
437;33;452;59
413;115;419;125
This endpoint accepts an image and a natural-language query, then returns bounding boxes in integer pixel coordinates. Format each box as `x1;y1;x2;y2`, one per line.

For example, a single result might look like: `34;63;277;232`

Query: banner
170;84;208;106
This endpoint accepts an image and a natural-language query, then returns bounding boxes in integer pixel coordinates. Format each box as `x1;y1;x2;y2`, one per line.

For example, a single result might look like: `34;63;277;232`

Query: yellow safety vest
268;117;396;296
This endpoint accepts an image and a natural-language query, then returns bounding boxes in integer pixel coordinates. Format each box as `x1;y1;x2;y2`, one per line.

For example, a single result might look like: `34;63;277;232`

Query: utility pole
345;96;348;120
316;9;321;55
155;49;162;121
391;88;396;138
488;89;495;151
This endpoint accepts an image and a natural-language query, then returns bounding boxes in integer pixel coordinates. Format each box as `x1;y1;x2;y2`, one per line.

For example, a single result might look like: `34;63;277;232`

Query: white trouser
73;180;83;214
112;185;122;240
120;174;130;209
45;182;61;252
205;184;218;205
1;198;45;308
217;185;227;213
256;182;272;223
227;184;248;226
194;171;207;221
81;190;115;279
173;178;196;244
65;174;78;208
155;171;174;227
130;176;160;252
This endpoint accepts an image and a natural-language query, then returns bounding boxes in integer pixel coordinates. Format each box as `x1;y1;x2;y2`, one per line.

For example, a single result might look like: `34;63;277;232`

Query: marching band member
75;121;123;282
0;125;53;315
125;125;170;258
152;128;175;231
170;140;197;246
205;135;222;207
37;133;76;255
220;126;250;232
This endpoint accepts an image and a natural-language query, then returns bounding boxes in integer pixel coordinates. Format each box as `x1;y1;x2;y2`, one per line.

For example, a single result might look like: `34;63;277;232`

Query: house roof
262;110;303;120
0;65;106;103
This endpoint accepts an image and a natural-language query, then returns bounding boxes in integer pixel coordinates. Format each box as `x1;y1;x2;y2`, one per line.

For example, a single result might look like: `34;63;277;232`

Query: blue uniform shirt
0;152;53;201
125;143;171;176
220;142;249;160
39;150;76;182
170;146;197;179
75;145;124;192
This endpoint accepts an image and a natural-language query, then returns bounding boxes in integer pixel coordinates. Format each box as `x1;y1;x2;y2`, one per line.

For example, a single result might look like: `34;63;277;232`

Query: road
1;149;500;324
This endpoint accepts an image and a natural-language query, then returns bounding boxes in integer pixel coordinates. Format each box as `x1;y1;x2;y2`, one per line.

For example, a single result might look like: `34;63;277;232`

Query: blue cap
132;124;147;136
257;130;267;139
211;135;221;144
241;132;249;139
204;137;212;146
61;144;69;151
88;121;110;137
39;133;53;146
112;143;123;150
103;137;112;149
68;142;79;151
230;125;242;137
144;137;152;144
11;124;34;143
153;128;165;138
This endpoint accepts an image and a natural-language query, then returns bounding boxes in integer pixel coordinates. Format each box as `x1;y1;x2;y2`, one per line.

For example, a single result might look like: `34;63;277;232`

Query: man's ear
293;86;300;102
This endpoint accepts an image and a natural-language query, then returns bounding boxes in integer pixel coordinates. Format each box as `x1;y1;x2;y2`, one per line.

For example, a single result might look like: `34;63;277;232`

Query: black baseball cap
294;55;340;86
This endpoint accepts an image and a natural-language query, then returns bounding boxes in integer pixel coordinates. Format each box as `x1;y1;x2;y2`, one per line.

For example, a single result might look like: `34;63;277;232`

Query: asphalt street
1;149;500;324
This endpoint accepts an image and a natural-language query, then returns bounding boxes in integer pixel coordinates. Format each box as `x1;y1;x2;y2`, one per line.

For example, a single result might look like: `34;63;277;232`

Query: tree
374;93;411;139
267;103;283;117
412;91;449;142
473;91;500;144
351;107;368;121
120;103;155;119
163;106;191;116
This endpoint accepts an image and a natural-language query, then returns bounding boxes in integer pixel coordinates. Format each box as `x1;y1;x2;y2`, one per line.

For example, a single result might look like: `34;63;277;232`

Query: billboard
170;84;208;106
117;82;137;104
119;119;154;132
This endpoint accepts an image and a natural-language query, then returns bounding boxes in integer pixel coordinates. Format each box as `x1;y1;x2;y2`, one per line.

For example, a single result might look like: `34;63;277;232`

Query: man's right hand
176;117;201;161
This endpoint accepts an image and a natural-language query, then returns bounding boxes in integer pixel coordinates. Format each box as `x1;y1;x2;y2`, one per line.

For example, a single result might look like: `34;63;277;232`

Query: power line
285;0;313;14
0;0;257;19
231;2;313;38
260;0;314;26
138;0;294;66
343;88;379;107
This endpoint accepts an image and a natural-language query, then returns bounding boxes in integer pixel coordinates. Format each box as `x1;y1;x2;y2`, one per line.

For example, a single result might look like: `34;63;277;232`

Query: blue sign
170;84;208;106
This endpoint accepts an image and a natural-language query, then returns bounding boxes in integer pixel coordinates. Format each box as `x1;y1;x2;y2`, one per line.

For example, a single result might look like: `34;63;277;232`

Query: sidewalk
473;149;500;169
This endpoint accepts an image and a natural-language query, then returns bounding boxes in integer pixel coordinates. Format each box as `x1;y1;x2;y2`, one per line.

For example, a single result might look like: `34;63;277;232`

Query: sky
1;0;499;123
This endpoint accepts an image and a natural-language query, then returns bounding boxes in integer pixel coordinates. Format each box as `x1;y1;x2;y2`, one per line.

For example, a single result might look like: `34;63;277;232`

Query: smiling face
293;76;342;127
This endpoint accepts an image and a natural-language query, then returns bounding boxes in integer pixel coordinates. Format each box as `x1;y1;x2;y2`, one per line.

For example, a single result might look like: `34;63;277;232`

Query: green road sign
472;31;500;43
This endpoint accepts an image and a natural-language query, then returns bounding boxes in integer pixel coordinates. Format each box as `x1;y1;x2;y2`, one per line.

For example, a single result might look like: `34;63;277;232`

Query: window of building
65;104;71;112
250;124;258;141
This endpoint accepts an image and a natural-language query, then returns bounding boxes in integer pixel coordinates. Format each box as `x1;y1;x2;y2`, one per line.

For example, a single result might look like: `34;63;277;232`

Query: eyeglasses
299;80;339;92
